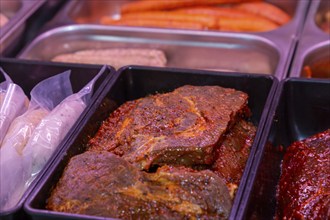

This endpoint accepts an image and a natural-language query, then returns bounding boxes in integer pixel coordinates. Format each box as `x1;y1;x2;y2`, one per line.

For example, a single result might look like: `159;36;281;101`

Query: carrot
234;2;291;25
100;16;206;30
121;0;262;14
113;11;218;29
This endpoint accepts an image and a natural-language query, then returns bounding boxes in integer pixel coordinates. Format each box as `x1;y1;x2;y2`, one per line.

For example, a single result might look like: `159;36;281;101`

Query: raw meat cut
47;151;232;219
88;85;249;170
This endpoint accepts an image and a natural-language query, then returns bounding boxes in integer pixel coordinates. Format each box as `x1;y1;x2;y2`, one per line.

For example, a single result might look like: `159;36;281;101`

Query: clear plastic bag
0;68;29;145
0;71;72;210
23;66;105;183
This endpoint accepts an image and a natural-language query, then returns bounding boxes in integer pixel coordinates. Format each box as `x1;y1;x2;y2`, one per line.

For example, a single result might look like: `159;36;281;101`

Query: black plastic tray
237;78;330;219
0;0;45;56
24;66;278;220
0;58;115;220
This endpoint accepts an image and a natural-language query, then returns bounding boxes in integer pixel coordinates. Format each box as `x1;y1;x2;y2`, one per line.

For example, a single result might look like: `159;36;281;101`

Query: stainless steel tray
290;0;330;78
48;0;305;37
37;0;309;79
19;25;282;75
0;0;45;55
0;0;23;29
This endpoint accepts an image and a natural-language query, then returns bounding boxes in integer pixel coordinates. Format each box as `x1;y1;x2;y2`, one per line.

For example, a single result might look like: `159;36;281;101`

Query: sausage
218;17;278;32
101;15;210;30
174;6;261;18
174;6;279;32
234;2;291;25
121;0;262;14
105;11;218;30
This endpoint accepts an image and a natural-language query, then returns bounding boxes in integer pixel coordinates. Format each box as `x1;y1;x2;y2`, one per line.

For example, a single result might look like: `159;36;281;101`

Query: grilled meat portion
277;129;330;219
212;119;256;192
47;151;232;219
88;85;249;170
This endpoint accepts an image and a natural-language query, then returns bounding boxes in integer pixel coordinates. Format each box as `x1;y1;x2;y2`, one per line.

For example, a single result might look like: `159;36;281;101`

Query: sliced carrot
121;0;262;14
234;2;291;25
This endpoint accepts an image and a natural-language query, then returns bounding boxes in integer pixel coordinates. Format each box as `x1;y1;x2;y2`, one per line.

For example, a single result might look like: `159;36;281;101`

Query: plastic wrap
0;68;29;145
0;71;72;210
23;66;104;183
2;109;49;154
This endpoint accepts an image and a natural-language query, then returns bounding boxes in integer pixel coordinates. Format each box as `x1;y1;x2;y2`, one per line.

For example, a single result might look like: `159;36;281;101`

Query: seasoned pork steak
277;129;330;219
88;85;249;170
212;119;256;188
47;151;232;219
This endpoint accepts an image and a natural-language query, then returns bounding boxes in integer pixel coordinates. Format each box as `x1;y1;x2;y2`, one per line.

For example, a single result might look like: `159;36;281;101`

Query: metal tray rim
38;0;308;77
19;24;283;51
18;24;286;78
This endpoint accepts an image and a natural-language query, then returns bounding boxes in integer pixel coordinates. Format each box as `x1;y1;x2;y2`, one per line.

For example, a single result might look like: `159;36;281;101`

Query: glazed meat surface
88;85;249;170
212;119;256;189
277;129;330;219
47;151;232;219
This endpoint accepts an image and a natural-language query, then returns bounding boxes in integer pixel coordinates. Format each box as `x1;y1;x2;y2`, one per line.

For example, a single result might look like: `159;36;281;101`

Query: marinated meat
88;85;249;170
212;119;256;192
277;129;330;219
52;49;167;69
47;151;232;219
